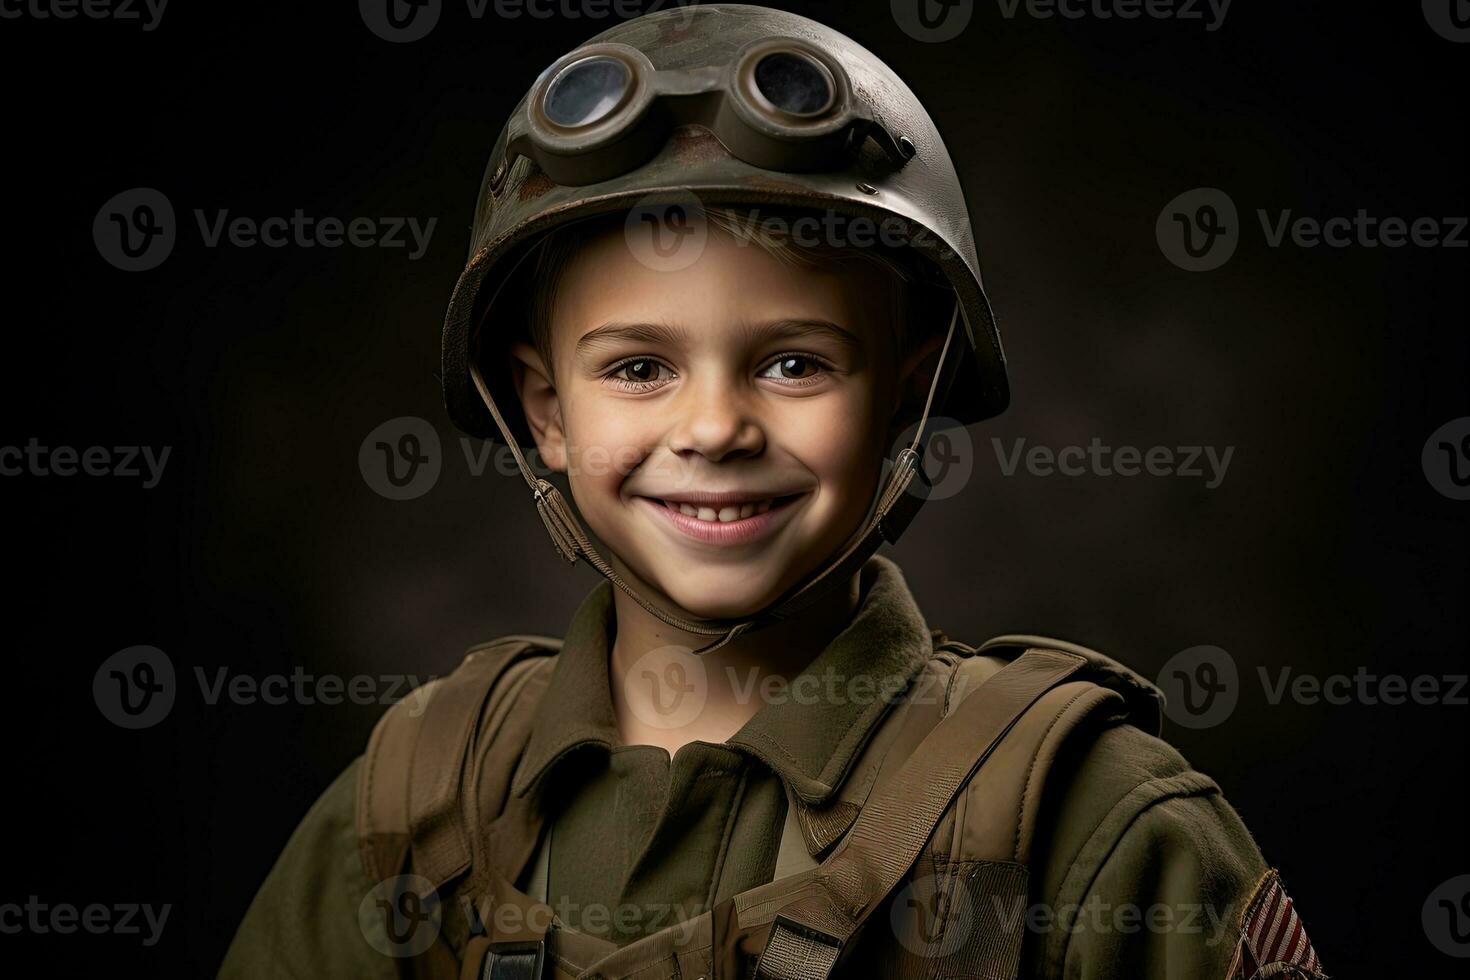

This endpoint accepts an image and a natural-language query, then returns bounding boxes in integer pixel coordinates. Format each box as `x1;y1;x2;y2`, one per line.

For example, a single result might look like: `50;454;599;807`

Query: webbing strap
759;915;842;980
480;941;545;980
753;648;1086;979
408;643;549;891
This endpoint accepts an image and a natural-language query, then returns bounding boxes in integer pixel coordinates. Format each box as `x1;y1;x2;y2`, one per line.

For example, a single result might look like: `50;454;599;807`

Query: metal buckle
481;938;546;980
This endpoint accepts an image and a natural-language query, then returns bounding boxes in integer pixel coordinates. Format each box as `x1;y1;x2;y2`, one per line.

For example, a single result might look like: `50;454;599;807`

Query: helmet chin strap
469;300;960;654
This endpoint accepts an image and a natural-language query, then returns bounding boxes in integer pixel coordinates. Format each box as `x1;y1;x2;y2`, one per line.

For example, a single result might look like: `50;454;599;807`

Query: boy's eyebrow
575;321;687;355
751;318;863;351
574;318;863;356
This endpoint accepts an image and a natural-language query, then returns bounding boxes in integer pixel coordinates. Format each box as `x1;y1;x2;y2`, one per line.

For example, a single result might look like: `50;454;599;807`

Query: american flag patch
1229;870;1325;979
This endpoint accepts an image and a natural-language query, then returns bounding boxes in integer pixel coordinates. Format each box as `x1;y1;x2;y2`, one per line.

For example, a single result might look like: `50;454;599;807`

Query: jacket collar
510;555;934;806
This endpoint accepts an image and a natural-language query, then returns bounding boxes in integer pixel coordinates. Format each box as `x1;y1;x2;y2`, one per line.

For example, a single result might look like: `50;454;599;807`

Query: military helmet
441;2;1008;445
441;3;1007;651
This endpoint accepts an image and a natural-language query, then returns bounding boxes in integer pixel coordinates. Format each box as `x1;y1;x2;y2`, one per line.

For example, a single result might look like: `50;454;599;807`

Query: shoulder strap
356;635;560;889
753;646;1088;979
977;633;1163;736
753;635;1156;980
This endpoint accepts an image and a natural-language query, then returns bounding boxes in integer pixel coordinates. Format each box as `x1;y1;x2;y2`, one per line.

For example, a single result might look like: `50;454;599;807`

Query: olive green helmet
442;3;1008;651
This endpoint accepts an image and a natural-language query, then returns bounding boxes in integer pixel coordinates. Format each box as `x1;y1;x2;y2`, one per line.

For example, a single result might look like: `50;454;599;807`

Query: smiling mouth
649;494;802;523
635;492;807;545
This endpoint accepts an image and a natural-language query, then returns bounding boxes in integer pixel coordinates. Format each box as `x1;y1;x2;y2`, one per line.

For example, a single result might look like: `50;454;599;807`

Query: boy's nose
665;382;765;463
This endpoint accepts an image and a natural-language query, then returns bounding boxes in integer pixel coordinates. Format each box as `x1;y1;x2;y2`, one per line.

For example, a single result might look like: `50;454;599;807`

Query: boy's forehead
549;225;894;349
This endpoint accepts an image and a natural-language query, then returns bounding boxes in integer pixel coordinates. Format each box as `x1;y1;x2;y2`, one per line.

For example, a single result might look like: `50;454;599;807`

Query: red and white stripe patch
1232;870;1324;978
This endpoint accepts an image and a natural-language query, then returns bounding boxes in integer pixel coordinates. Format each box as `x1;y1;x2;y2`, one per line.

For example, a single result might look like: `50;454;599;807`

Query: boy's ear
889;330;947;444
508;341;568;472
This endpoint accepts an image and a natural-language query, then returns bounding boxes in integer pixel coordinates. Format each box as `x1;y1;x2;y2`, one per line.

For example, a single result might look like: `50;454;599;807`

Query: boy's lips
634;492;807;546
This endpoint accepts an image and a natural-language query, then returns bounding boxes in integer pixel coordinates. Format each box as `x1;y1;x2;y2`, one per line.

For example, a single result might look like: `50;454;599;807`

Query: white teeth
661;499;787;520
662;498;779;521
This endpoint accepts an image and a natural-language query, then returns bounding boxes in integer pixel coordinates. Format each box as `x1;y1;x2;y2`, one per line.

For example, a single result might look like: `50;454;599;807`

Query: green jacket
220;557;1324;979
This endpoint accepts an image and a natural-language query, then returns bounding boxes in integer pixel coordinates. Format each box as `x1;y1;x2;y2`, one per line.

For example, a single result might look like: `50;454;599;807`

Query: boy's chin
649;566;790;623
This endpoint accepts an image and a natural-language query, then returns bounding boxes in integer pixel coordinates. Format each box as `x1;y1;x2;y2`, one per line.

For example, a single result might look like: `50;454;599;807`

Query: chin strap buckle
533;480;581;564
876;447;930;544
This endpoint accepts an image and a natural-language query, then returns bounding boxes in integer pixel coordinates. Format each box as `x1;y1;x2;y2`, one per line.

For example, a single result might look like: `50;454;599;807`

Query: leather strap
468;301;961;654
752;648;1087;979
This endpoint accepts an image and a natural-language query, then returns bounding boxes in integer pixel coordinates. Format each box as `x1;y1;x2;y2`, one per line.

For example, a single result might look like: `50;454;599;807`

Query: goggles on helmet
503;37;914;187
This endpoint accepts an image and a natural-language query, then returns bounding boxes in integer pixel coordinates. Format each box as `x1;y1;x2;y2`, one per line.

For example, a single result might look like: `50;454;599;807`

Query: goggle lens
752;51;833;117
544;56;631;128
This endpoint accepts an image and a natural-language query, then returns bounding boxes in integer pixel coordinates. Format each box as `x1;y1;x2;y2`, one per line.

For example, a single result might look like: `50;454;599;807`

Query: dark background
2;0;1465;974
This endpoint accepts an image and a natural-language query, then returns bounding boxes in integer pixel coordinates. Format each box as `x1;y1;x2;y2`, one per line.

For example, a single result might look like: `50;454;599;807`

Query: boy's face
513;224;920;620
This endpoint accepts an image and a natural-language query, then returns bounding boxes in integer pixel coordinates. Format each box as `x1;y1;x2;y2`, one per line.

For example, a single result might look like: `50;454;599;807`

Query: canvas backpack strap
752;647;1088;980
904;645;1131;980
356;635;560;980
357;635;560;886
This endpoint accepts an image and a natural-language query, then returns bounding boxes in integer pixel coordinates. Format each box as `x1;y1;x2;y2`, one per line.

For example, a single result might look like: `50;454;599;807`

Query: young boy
221;5;1324;979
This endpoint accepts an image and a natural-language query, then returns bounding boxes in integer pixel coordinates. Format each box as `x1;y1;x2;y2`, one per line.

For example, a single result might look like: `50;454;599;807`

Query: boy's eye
606;358;675;389
758;355;825;383
622;360;659;382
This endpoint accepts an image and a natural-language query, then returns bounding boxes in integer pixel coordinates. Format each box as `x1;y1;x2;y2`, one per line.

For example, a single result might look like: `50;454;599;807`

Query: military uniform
220;557;1323;979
